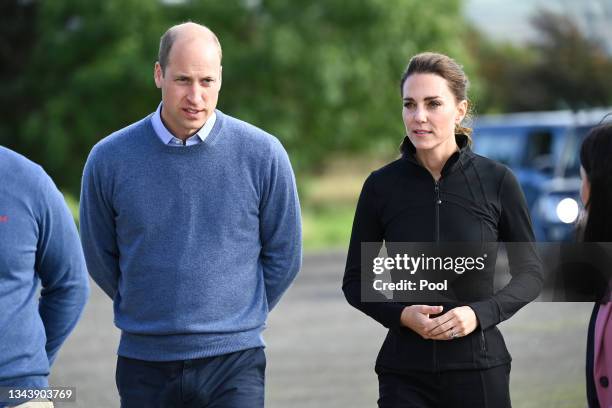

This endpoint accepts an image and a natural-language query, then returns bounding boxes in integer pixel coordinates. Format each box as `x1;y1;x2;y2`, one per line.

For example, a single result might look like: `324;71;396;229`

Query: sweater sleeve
79;147;120;299
259;139;302;310
36;173;89;365
469;168;543;330
342;174;406;329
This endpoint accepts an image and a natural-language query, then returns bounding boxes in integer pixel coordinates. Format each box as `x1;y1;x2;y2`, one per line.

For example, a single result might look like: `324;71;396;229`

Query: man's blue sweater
0;147;89;391
80;110;302;361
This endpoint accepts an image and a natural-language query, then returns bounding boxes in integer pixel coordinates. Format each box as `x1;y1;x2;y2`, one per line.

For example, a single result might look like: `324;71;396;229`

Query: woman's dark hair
399;52;473;154
580;121;612;242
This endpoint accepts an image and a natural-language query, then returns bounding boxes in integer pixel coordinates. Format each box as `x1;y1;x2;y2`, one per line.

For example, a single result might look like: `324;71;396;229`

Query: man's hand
426;306;479;340
400;305;444;339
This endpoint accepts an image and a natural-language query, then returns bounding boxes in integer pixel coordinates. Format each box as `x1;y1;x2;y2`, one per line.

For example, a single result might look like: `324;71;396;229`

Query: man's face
154;37;222;139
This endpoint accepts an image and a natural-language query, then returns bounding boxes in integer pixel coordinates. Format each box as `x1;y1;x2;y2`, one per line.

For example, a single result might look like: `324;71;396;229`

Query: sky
465;0;612;52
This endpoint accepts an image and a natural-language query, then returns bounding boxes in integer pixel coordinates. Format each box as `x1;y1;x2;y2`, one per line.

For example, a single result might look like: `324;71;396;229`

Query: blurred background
2;0;612;406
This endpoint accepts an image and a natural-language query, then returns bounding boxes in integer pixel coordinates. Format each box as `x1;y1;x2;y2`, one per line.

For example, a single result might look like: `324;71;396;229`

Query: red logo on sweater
0;216;8;223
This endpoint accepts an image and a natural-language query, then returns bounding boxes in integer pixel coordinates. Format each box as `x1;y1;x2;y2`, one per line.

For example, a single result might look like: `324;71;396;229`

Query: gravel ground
50;251;592;407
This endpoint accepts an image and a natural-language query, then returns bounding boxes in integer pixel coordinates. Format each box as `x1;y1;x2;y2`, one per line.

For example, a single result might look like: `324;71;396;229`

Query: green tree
529;9;612;110
1;0;473;194
468;8;612;113
2;0;166;193
221;0;475;170
464;26;537;113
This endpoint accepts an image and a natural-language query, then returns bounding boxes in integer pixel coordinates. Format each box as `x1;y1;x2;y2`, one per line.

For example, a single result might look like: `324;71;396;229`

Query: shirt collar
151;102;217;145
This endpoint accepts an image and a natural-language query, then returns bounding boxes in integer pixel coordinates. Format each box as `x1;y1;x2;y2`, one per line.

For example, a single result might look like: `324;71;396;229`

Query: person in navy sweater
0;147;89;408
79;22;302;407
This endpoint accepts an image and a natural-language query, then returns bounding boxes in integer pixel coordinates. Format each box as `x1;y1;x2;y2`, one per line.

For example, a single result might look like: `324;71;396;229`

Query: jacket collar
402;134;474;177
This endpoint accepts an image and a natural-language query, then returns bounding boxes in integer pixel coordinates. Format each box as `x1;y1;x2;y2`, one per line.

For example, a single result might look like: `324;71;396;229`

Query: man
0;147;89;408
80;22;302;407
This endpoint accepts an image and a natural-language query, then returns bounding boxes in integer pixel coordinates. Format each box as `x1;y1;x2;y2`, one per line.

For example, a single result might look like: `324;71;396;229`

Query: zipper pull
434;181;441;204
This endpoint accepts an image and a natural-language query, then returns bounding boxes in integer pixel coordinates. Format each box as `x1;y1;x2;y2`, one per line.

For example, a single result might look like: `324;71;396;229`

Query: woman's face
402;73;467;154
580;166;591;207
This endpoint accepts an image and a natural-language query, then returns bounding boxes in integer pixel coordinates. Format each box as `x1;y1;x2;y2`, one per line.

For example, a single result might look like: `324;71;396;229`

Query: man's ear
218;65;223;90
154;62;163;89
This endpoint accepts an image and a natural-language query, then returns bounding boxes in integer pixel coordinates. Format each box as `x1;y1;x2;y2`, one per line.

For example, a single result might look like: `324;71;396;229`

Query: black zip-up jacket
342;136;543;372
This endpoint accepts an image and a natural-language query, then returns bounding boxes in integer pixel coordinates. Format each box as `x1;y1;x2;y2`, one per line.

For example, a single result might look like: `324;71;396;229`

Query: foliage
529;9;612;110
1;0;471;194
2;0;164;193
468;8;612;113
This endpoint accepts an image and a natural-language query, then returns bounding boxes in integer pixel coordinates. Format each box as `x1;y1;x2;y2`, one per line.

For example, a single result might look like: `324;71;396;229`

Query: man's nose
186;84;204;104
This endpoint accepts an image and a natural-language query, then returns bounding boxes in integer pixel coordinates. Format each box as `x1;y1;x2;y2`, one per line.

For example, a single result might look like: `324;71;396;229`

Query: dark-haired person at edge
342;52;543;407
581;122;612;408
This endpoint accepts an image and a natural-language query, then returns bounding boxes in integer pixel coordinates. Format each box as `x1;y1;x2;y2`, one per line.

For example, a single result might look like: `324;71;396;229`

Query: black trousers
115;347;265;408
377;364;511;408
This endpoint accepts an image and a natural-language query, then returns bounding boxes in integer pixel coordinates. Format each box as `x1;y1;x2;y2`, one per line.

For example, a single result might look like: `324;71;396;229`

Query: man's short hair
158;22;222;75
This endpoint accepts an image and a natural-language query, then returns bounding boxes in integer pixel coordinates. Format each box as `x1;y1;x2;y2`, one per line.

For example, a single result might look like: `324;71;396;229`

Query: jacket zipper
481;330;487;351
433;179;441;371
434;180;441;242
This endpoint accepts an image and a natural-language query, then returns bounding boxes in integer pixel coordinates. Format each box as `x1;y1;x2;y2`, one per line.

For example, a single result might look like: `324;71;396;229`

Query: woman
580;122;612;408
342;52;543;407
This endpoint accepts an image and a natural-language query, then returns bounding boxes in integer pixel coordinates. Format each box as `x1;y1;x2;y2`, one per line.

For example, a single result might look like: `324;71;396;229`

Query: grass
302;204;355;251
299;152;395;251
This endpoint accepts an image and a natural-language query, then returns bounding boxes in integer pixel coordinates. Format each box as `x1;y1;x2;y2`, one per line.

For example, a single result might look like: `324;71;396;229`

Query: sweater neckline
144;110;226;154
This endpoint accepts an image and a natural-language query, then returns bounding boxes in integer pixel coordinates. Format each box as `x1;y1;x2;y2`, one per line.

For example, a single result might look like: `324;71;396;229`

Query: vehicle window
562;126;594;178
473;128;525;167
524;130;554;173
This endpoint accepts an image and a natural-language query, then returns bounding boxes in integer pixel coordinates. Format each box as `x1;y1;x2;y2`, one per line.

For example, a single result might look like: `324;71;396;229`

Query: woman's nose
413;106;427;123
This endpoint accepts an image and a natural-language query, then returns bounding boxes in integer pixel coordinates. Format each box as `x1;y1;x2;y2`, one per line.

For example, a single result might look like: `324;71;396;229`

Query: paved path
51;252;592;407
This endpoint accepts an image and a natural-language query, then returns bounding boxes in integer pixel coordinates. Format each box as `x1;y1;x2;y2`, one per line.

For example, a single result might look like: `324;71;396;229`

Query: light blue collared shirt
151;102;217;146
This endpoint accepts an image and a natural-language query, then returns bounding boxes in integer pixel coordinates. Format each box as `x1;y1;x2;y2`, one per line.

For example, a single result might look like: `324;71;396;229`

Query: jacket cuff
388;303;407;330
468;299;500;330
